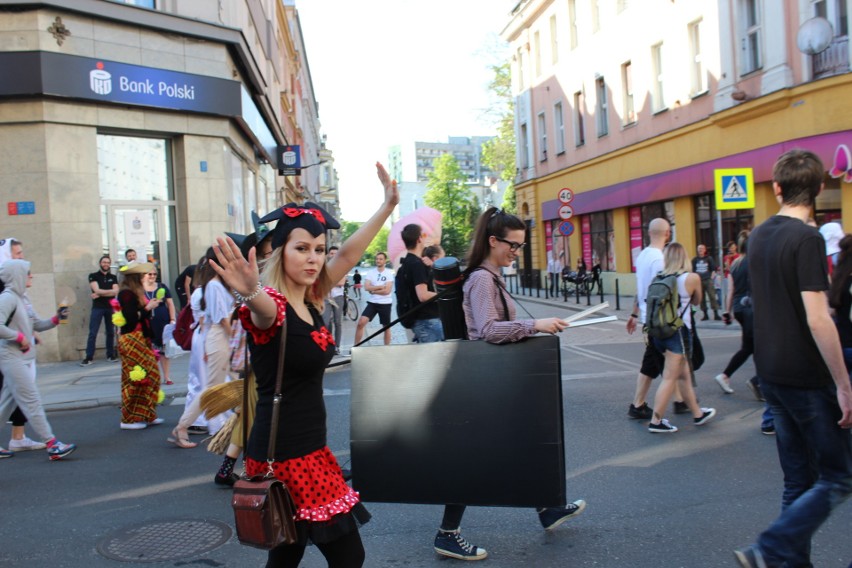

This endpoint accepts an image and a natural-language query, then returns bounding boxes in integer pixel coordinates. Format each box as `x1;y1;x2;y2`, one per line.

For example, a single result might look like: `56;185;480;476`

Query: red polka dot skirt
245;447;360;523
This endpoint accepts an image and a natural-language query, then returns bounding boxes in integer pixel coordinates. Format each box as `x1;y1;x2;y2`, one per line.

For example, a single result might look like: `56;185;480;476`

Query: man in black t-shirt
400;223;443;343
735;149;852;568
82;255;119;365
691;244;720;320
173;264;195;310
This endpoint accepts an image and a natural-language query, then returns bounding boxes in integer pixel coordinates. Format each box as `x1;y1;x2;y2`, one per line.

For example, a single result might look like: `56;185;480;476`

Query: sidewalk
34;290;731;413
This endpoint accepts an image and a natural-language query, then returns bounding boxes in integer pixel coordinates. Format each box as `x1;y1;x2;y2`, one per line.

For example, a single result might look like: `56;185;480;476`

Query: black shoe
214;472;239;486
701;314;709;321
694;407;717;426
538;500;586;530
79;359;92;367
714;312;722;321
673;401;689;414
747;377;765;402
761;424;775;435
187;425;209;435
434;529;487;560
628;403;653;420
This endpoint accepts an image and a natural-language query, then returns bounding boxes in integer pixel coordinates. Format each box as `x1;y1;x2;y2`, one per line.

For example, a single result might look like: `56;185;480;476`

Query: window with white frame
574;91;585;146
550;15;559;65
689;19;707;95
520;123;530;169
621;61;635;125
651;43;665;111
741;0;762;74
554;101;565;154
591;0;600;33
568;0;578;49
595;77;608;137
534;30;542;77
537;111;547;161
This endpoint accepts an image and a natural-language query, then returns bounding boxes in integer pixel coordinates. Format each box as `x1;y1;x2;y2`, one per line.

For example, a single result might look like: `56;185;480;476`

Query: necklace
144;288;157;300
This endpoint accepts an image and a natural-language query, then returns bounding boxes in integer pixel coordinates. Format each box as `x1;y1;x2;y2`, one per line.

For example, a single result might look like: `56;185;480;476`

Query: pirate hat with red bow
259;202;340;250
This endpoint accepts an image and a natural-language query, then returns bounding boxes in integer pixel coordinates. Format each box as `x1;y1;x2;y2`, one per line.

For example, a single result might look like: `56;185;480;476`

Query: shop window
694;194;753;261
97;135;171;201
581;211;615;271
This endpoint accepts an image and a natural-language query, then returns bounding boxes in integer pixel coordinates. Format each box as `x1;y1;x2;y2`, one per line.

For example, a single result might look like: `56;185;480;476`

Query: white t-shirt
635;246;664;324
364;267;395;305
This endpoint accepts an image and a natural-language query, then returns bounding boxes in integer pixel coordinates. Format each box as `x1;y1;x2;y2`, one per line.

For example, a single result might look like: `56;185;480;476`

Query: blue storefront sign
0;51;241;116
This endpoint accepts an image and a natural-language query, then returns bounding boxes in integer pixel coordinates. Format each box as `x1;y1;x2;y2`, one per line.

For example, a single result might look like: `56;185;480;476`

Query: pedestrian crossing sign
714;168;754;210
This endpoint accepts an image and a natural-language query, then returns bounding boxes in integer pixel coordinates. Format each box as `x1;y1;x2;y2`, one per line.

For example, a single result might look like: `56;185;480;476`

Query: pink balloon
387;207;443;266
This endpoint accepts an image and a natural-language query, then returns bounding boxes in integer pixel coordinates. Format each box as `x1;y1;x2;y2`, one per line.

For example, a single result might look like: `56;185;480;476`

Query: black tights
440;505;466;531
266;529;365;568
722;310;754;378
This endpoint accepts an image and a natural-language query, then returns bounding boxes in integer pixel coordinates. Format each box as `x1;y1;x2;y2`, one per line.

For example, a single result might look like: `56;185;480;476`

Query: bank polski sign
0;52;242;117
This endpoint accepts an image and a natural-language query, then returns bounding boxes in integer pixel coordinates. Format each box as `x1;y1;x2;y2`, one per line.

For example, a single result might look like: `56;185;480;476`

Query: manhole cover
96;518;232;562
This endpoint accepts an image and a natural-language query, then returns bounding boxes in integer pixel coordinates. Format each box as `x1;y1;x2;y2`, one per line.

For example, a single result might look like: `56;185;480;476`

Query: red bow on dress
281;207;327;226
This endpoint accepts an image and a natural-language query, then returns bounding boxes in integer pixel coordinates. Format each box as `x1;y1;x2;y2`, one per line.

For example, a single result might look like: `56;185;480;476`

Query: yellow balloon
157;390;166;404
156;288;166;300
112;312;127;327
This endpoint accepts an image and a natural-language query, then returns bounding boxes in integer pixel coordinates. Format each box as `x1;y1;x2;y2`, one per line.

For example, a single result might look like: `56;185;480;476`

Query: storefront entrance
103;203;178;285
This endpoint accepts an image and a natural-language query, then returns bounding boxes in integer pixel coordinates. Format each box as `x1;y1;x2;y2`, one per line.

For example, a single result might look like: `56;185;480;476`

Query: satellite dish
797;17;833;55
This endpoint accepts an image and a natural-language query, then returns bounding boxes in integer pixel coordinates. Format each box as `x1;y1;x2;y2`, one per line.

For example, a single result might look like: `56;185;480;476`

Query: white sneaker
714;374;734;394
148;418;164;426
9;437;47;451
120;422;147;430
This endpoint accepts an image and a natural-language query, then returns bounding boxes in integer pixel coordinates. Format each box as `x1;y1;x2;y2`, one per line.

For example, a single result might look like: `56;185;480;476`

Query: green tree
424;153;478;257
481;61;517;214
364;226;390;265
340;220;361;242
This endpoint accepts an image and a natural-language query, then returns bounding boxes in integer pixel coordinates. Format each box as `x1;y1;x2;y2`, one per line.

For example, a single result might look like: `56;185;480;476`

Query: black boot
701;311;709;321
714;310;722;321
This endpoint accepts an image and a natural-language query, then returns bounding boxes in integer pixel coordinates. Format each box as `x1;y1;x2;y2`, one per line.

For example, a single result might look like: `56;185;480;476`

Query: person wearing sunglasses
431;207;586;562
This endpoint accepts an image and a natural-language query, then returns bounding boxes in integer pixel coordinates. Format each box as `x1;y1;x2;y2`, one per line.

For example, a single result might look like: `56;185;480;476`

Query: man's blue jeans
412;318;444;344
85;306;115;360
756;380;852;567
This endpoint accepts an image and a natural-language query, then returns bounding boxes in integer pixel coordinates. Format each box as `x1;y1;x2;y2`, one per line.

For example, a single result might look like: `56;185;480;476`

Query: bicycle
342;281;358;321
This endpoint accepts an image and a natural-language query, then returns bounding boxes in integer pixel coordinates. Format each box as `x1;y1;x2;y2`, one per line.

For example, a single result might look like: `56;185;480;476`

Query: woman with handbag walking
211;162;398;568
431;207;587;561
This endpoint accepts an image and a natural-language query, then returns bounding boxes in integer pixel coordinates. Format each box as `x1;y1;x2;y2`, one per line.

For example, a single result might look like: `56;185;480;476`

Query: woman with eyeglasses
432;207;586;562
143;267;176;385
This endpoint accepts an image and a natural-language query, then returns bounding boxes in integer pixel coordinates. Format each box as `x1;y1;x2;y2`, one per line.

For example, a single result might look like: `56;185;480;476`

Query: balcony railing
813;35;850;79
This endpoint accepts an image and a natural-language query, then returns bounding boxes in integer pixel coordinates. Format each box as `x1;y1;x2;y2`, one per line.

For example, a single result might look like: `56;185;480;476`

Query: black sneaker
747;377;765;402
79;359;92;367
214;472;239;487
187;426;209;435
761;425;775;435
649;419;678;433
434;529;487;561
628;403;653;420
734;545;768;568
694;407;717;426
107;356;118;363
538;500;586;530
673;401;689;414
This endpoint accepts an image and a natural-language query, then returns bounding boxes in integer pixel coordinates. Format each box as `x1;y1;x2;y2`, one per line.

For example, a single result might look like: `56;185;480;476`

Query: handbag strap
266;317;287;467
241;327;250;451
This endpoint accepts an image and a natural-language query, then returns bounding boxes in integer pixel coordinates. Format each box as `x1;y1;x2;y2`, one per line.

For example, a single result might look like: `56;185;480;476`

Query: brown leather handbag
232;320;298;550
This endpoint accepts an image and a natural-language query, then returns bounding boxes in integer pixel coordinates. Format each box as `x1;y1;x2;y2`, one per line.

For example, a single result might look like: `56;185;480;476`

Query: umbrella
387;207;443;266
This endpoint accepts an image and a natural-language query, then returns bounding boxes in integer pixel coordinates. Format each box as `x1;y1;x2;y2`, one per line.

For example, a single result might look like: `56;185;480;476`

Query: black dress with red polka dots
240;288;370;545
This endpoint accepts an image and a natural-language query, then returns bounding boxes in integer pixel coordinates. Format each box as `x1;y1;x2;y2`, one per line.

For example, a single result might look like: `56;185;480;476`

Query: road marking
563;344;637;370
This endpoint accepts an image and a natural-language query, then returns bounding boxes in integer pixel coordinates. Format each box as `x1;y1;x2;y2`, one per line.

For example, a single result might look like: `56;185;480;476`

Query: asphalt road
2;300;851;567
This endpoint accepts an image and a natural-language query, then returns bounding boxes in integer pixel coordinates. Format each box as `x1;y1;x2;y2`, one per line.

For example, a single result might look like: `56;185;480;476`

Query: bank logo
89;62;112;95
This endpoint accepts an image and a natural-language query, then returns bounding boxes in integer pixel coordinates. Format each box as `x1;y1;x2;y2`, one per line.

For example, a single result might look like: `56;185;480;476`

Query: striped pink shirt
463;261;537;344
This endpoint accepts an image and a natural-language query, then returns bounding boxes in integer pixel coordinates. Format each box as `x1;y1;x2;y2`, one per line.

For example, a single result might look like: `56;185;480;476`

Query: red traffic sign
558;204;574;220
558;188;574;203
558;220;574;236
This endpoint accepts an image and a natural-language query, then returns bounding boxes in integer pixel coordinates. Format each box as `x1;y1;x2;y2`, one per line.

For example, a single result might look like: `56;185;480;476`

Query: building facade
502;0;851;294
0;0;330;361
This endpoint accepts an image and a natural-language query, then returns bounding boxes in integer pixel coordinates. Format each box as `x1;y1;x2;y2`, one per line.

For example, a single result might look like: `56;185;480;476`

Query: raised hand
210;236;259;297
376;162;399;208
